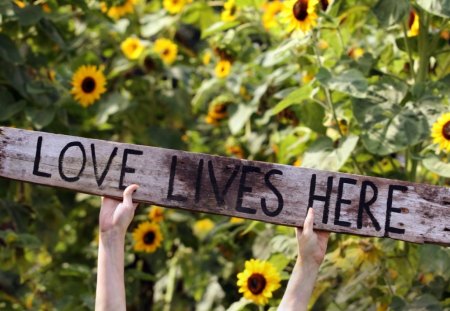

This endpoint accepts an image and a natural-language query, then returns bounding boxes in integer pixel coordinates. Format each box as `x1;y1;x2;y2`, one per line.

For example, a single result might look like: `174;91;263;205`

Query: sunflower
431;112;450;152
221;0;238;22
262;1;283;29
163;0;190;14
101;0;136;19
348;47;364;60
281;0;319;34
193;218;215;236
408;10;419;37
121;37;144;60
154;38;178;65
14;0;25;8
319;0;332;11
229;216;245;224
237;259;281;305
132;221;163;253
226;145;244;159
215;59;231;78
148;206;164;223
202;51;212;65
71;65;107;107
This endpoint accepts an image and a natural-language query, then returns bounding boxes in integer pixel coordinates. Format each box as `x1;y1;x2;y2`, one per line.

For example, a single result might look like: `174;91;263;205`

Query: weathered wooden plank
0;126;449;245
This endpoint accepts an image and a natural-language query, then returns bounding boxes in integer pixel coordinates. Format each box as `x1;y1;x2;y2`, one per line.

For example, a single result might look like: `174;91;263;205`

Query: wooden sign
0;126;449;246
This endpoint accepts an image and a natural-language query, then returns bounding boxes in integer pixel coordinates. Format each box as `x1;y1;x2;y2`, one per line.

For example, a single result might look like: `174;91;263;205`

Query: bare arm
95;184;139;311
278;208;330;311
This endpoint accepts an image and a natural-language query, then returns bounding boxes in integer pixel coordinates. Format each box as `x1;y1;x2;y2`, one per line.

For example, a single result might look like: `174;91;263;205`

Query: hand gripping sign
0;127;449;245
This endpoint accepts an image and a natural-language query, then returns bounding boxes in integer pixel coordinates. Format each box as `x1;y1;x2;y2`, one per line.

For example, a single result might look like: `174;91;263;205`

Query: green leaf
25;106;56;129
299;101;326;134
422;154;450;178
14;5;44;26
141;12;176;38
0;34;22;64
38;19;66;51
268;253;291;272
0;87;26;121
96;92;131;124
317;68;368;98
228;104;256;135
270;84;313;115
302;135;359;171
259;39;298;67
235;0;265;7
416;0;450;17
201;21;240;39
191;79;223;112
353;78;429;155
372;0;410;27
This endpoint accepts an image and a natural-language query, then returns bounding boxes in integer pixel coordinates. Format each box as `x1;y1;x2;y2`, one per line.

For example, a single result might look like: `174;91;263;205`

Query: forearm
278;258;320;311
95;232;126;311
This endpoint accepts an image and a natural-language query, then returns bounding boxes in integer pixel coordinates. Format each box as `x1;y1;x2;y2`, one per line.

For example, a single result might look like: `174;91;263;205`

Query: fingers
295;227;303;237
303;207;314;234
123;184;139;207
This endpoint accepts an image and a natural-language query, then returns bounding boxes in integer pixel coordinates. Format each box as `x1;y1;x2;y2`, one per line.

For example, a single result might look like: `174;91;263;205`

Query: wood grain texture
0;126;449;245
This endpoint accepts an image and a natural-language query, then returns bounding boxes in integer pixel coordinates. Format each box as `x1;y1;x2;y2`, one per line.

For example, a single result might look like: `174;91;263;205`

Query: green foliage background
0;0;449;310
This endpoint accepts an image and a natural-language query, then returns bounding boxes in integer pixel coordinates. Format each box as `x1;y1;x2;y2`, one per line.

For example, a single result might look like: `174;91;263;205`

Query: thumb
123;184;139;208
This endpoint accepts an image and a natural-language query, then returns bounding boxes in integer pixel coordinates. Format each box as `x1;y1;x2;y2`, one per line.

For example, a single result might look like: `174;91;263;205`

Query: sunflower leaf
423;154;450;178
416;0;450;18
372;0;410;27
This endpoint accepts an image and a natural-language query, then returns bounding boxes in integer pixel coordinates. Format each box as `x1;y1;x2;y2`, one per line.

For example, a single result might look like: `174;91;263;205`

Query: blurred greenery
0;0;449;310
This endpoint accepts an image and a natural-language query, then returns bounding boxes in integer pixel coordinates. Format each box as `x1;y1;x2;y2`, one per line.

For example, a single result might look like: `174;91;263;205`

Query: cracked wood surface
0;126;449;245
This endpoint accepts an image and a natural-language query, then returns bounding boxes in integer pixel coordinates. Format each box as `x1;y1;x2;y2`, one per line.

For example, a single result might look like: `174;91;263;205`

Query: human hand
99;184;139;239
296;208;330;268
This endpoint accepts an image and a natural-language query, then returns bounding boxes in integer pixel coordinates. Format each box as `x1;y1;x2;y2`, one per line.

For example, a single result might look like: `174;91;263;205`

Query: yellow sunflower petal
154;38;178;65
431;112;450;153
132;221;163;253
236;259;281;306
281;0;319;34
121;37;144;60
70;65;107;107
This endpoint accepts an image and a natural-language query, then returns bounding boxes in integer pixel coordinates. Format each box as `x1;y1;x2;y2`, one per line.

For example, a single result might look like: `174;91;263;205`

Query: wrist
100;229;126;247
296;256;321;273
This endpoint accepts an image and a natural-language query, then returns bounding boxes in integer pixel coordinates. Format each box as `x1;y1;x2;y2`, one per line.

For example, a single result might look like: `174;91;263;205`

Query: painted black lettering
235;165;260;214
58;141;86;182
261;169;284;217
334;177;356;227
385;184;407;235
91;144;118;187
194;159;204;203
357;181;381;231
166;155;187;201
119;148;143;190
33;136;51;178
208;160;240;206
308;174;333;224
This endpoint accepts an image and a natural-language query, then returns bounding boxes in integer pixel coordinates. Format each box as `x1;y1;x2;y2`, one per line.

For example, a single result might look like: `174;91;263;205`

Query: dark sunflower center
163;49;170;56
442;121;450;140
81;77;96;93
320;0;329;11
247;273;266;295
143;231;155;245
293;0;309;21
230;5;236;16
214;104;227;114
408;11;416;29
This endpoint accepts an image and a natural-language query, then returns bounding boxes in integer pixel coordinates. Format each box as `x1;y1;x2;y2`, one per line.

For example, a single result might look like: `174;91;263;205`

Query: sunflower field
0;0;450;310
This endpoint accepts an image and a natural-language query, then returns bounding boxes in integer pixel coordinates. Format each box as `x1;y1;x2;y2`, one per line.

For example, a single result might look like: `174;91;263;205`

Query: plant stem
401;22;416;81
311;30;364;175
416;11;430;83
